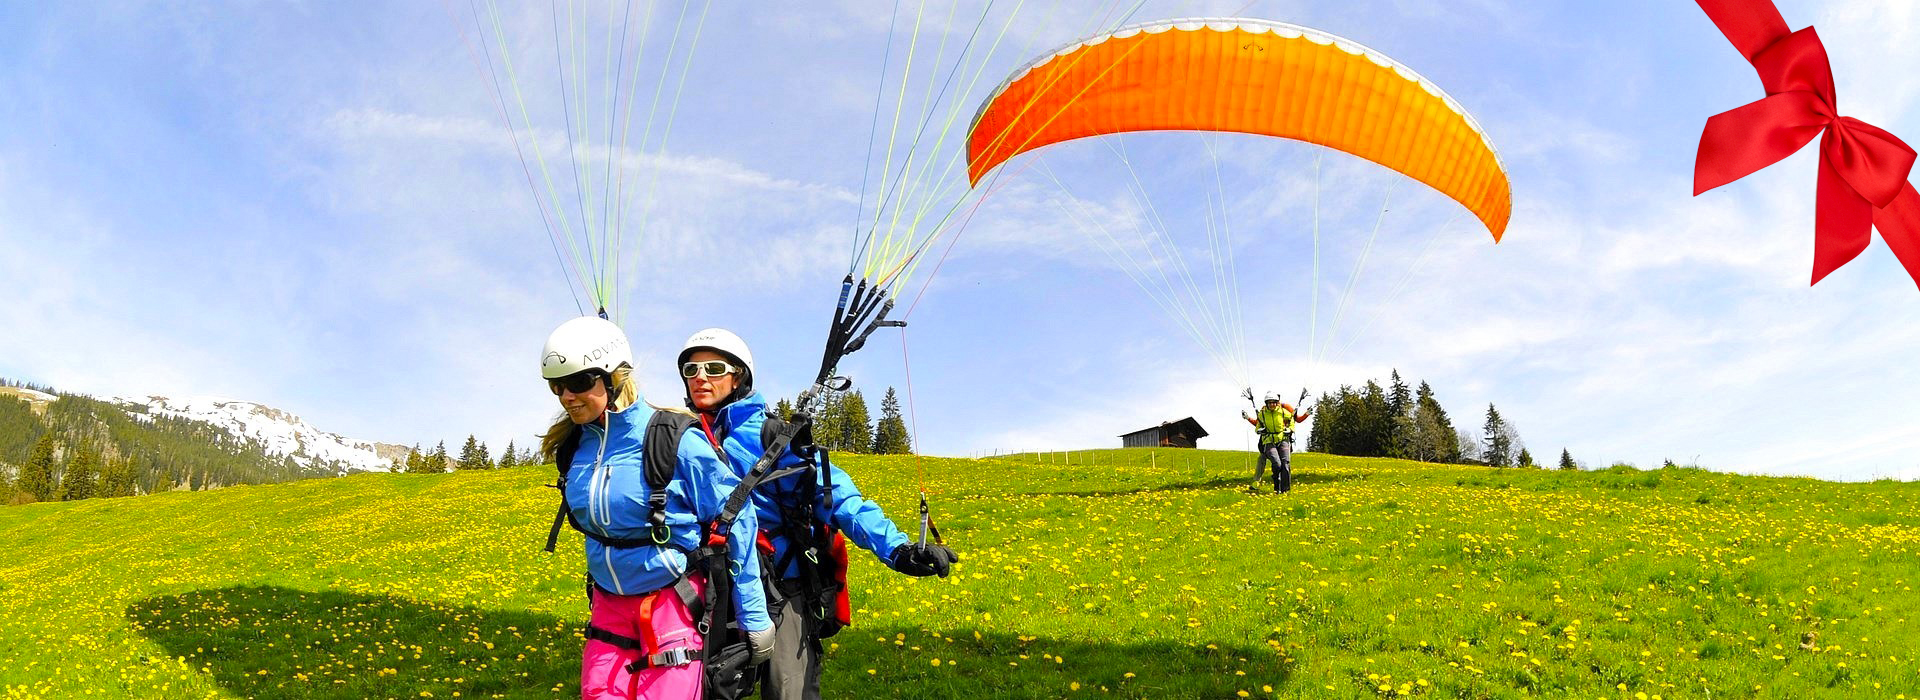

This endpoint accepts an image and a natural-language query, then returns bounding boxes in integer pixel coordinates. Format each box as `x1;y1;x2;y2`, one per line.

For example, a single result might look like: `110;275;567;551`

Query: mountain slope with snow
0;386;58;415
112;395;409;474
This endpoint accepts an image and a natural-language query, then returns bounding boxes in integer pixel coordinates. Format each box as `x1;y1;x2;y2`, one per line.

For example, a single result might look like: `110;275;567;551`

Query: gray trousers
1255;440;1292;492
762;584;823;700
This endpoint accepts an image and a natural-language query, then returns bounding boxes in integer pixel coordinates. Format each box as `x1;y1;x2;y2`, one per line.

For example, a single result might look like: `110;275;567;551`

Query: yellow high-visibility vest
1256;406;1294;443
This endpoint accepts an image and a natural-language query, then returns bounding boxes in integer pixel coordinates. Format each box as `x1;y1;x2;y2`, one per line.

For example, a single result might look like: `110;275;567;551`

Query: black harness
758;429;848;635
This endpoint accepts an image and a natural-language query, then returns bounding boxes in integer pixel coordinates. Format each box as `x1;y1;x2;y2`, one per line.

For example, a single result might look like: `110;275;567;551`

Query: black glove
889;542;959;578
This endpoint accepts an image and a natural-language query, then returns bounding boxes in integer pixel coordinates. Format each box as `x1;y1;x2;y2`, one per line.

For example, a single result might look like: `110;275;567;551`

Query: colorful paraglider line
450;0;715;323
856;4;1163;302
805;0;1158;541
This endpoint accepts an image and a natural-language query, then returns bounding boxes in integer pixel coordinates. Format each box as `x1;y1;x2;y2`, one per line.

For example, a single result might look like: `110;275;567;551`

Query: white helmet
541;316;633;380
1263;393;1281;403
678;327;754;396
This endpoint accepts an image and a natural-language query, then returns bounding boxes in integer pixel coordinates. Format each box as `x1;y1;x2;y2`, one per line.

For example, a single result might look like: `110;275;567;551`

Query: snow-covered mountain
0;386;58;414
111;395;410;474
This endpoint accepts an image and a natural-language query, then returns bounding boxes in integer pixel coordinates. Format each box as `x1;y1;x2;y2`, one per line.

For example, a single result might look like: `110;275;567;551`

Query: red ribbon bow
1694;0;1920;288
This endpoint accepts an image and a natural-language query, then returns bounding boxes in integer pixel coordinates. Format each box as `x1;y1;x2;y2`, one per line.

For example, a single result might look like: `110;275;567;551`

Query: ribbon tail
1695;0;1791;62
1873;183;1920;291
1694;92;1826;195
1811;151;1875;285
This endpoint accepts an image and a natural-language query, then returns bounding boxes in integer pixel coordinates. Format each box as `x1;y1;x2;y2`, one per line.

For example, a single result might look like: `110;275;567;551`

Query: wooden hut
1118;417;1208;449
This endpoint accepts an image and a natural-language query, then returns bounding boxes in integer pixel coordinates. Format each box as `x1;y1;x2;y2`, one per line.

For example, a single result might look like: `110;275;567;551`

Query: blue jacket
562;406;772;633
704;391;911;580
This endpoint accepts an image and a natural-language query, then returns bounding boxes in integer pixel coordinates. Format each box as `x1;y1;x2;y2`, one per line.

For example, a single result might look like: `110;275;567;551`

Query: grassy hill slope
2;450;1917;698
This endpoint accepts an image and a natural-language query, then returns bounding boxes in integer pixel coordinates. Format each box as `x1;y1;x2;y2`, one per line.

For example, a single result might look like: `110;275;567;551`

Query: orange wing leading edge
966;18;1512;241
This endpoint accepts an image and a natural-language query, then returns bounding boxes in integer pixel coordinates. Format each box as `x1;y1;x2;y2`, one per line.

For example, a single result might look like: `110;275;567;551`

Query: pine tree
149;467;176;494
1415;382;1461;463
839;390;872;454
404;443;424;473
1517;447;1534;468
17;434;57;503
1305;392;1334;454
61;446;100;501
1558;448;1577;471
1387;370;1411;420
499;440;519;468
1360;381;1391;457
430;441;450;473
1482;404;1511;467
773;399;795;421
872;388;913;454
98;456;138;497
388;457;403;473
1302;383;1394;458
1386;370;1412;457
456;435;488;470
811;392;842;451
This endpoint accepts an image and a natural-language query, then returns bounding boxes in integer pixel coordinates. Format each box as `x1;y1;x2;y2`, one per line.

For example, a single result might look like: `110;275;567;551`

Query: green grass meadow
2;449;1918;698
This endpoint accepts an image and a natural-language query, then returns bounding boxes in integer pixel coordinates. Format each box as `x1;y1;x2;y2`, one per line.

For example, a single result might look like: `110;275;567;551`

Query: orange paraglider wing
966;18;1512;241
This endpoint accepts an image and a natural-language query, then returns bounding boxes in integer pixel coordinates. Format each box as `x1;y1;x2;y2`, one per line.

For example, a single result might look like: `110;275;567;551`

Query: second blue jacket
704;391;910;580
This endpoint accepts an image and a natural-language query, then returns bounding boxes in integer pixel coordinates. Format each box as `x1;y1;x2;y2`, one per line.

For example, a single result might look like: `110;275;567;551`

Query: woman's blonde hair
538;366;688;465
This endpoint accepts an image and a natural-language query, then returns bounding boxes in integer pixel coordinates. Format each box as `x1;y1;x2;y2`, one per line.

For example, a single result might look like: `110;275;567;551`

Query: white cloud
0;163;251;400
321;108;859;206
1492;106;1641;166
1818;0;1920;128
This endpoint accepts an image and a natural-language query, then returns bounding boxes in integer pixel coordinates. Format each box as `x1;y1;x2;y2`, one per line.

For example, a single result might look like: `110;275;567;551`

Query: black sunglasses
548;371;606;396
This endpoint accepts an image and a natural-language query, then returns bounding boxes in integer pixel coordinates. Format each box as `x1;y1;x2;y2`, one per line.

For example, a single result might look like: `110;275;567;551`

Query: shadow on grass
129;585;578;699
822;623;1287;699
1044;471;1369;498
130;586;1287;699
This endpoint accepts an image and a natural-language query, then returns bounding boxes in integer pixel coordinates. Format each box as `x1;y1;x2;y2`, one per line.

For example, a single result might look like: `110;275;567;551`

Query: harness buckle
623;647;698;674
650;648;697;667
650;524;671;545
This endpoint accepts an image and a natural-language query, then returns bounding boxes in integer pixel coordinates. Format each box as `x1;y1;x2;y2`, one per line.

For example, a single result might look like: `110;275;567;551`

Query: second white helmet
678;328;754;389
541;316;633;380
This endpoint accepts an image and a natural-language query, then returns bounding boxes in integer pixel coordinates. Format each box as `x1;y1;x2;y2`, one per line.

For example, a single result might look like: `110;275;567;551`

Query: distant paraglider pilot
1243;394;1310;493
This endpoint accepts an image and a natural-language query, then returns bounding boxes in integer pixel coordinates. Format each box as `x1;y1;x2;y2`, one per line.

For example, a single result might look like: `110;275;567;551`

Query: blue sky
2;0;1916;480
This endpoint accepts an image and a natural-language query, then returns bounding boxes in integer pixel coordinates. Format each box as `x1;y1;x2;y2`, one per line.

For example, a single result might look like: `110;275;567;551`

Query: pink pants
582;576;706;699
